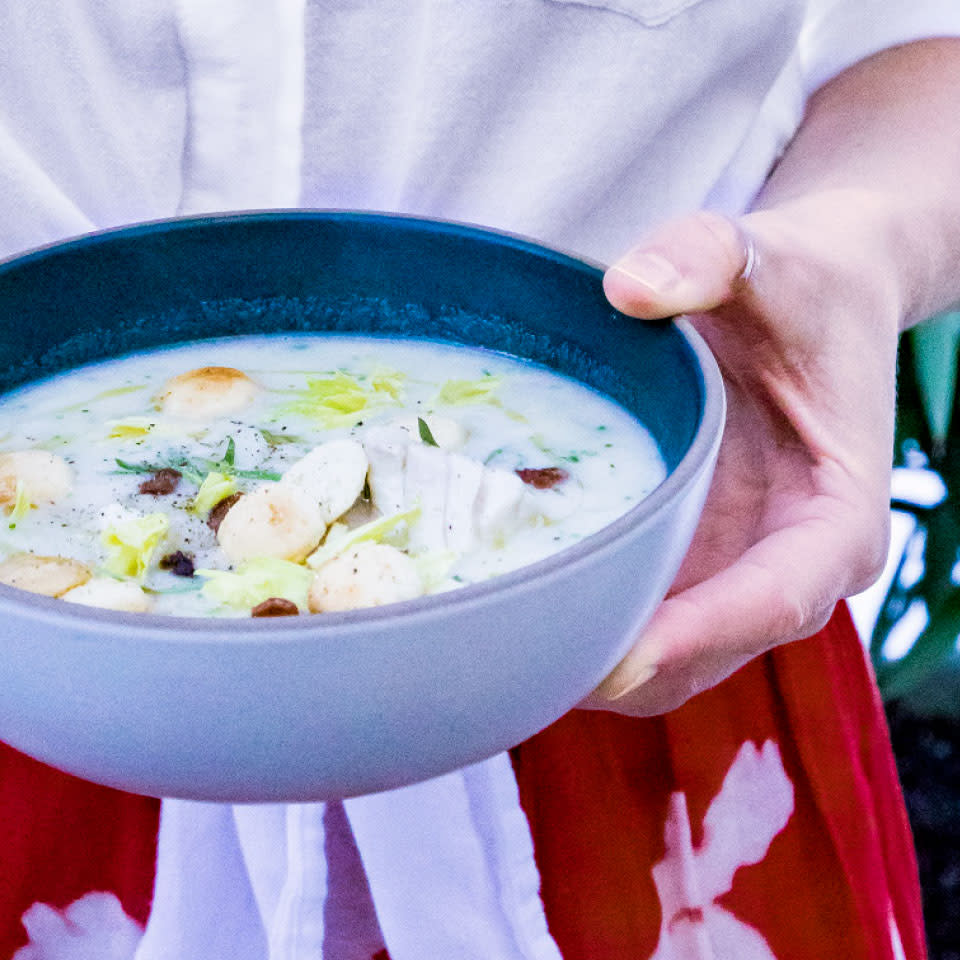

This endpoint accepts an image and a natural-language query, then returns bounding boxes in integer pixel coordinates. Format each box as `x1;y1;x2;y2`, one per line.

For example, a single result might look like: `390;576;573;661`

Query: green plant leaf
875;588;960;703
910;311;960;456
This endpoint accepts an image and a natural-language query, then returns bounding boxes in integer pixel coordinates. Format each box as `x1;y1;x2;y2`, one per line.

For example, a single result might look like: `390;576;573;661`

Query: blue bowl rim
0;210;725;640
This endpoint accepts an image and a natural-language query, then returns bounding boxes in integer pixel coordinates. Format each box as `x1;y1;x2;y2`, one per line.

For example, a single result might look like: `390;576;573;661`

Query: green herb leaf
260;428;300;446
115;449;280;487
115;457;205;485
418;417;440;447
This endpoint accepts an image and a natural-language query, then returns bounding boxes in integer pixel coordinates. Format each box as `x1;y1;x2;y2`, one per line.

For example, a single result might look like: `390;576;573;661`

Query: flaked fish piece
362;425;410;516
444;453;484;554
362;422;529;555
474;467;527;546
404;443;449;553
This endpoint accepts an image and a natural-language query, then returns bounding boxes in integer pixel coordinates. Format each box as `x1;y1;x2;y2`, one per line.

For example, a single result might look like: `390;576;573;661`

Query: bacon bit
515;466;569;490
138;468;182;495
159;550;195;577
207;492;244;534
251;597;299;617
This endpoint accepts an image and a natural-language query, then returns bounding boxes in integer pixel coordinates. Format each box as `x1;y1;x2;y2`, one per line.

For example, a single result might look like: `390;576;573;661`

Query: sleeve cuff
799;1;960;96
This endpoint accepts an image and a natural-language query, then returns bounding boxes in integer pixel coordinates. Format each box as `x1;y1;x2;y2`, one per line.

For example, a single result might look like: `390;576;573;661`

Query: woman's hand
581;195;901;715
582;36;960;717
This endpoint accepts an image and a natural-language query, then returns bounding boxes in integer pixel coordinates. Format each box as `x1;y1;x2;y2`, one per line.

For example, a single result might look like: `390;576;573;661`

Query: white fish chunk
362;424;528;554
403;443;450;553
474;468;527;546
443;452;484;554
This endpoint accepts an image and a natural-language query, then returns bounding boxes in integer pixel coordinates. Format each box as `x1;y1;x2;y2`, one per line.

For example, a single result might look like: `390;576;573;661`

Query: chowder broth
0;335;665;616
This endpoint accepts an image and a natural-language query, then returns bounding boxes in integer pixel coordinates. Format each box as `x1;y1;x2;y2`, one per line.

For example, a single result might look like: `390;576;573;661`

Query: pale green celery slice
278;371;400;428
196;557;313;610
370;367;406;399
435;376;502;406
306;507;422;570
102;512;170;580
7;480;31;529
190;471;238;515
107;417;157;440
60;384;148;413
414;550;459;591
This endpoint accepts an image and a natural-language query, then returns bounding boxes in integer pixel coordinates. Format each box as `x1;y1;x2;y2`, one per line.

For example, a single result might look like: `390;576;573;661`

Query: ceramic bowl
0;212;723;801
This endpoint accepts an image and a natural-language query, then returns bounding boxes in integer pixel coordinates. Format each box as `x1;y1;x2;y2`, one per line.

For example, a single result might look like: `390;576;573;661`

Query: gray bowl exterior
0;457;713;801
0;212;723;801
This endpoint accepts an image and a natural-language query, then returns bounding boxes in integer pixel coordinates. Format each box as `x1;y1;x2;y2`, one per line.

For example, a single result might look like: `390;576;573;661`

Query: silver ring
738;232;757;286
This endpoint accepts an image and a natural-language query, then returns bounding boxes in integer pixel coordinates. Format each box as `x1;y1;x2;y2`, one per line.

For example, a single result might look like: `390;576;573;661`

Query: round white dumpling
308;543;422;613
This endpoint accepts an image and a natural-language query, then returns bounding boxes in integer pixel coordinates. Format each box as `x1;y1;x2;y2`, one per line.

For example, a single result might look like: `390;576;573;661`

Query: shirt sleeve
798;0;960;95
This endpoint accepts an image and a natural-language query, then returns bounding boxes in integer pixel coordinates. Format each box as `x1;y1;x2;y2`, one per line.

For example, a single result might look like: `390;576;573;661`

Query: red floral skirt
0;602;925;960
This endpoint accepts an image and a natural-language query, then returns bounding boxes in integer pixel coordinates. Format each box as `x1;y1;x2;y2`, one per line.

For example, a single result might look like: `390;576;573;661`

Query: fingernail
608;253;681;296
596;660;658;701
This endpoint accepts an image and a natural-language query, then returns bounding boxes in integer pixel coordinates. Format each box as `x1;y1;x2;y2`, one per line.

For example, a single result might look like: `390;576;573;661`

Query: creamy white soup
0;335;665;617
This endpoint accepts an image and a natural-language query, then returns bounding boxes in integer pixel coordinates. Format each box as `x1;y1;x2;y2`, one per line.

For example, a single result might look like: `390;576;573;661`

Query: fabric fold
345;754;562;960
136;755;558;960
133;799;267;960
173;0;306;213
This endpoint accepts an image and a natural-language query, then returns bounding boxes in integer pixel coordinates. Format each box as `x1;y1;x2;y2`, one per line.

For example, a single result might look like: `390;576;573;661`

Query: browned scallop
0;451;73;511
0;553;91;597
61;577;154;613
157;366;259;419
216;483;327;564
308;543;422;613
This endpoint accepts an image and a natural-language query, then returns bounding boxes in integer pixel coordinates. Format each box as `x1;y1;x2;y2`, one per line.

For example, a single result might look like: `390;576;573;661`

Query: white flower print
14;892;142;960
649;740;794;960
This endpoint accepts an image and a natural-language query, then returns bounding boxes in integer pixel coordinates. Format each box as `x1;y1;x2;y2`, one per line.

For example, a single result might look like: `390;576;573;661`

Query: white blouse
1;0;958;262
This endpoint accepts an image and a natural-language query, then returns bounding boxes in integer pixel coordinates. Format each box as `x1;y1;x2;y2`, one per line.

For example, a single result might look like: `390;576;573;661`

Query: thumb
603;211;752;319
